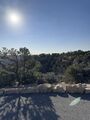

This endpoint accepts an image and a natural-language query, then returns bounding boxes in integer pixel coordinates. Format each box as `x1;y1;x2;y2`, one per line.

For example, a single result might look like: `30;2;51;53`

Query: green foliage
62;64;90;83
62;65;78;83
0;48;90;87
0;69;16;87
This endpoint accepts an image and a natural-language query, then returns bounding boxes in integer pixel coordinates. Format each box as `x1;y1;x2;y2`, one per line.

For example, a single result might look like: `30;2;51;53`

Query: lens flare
69;97;81;106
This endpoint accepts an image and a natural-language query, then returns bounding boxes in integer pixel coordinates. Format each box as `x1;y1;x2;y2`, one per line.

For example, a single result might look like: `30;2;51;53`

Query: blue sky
0;0;90;54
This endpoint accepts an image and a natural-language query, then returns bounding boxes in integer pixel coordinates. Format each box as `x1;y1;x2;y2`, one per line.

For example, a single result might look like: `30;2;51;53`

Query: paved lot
0;93;90;120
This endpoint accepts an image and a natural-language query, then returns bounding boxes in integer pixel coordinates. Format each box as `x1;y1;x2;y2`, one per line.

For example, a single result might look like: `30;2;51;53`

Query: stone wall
0;83;90;94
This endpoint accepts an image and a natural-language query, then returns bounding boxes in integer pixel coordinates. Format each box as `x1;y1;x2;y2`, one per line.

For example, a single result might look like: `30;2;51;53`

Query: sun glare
6;10;22;26
9;13;20;24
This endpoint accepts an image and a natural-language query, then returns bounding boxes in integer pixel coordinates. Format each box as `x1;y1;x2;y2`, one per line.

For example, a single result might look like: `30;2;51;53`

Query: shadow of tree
0;93;61;120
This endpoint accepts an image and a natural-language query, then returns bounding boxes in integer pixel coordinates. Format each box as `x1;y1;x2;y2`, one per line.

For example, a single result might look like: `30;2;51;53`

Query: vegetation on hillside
0;47;90;87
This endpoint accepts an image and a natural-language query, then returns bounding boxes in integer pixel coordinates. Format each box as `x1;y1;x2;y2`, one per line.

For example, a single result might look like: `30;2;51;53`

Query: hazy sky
0;0;90;54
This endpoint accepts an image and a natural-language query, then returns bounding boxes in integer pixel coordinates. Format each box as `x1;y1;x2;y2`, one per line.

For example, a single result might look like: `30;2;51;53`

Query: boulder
85;84;90;93
66;83;85;93
53;84;65;93
61;82;67;91
85;88;90;93
37;83;52;93
76;83;85;93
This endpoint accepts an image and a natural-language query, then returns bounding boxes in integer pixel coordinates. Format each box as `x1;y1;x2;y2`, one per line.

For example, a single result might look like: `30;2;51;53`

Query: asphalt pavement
0;93;90;120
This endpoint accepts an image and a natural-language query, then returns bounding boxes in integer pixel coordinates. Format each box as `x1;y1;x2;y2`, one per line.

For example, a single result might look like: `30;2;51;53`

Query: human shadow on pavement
0;93;61;120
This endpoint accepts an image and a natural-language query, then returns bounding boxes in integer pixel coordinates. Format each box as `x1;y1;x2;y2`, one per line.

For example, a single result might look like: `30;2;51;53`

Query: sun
9;13;20;24
6;10;22;26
